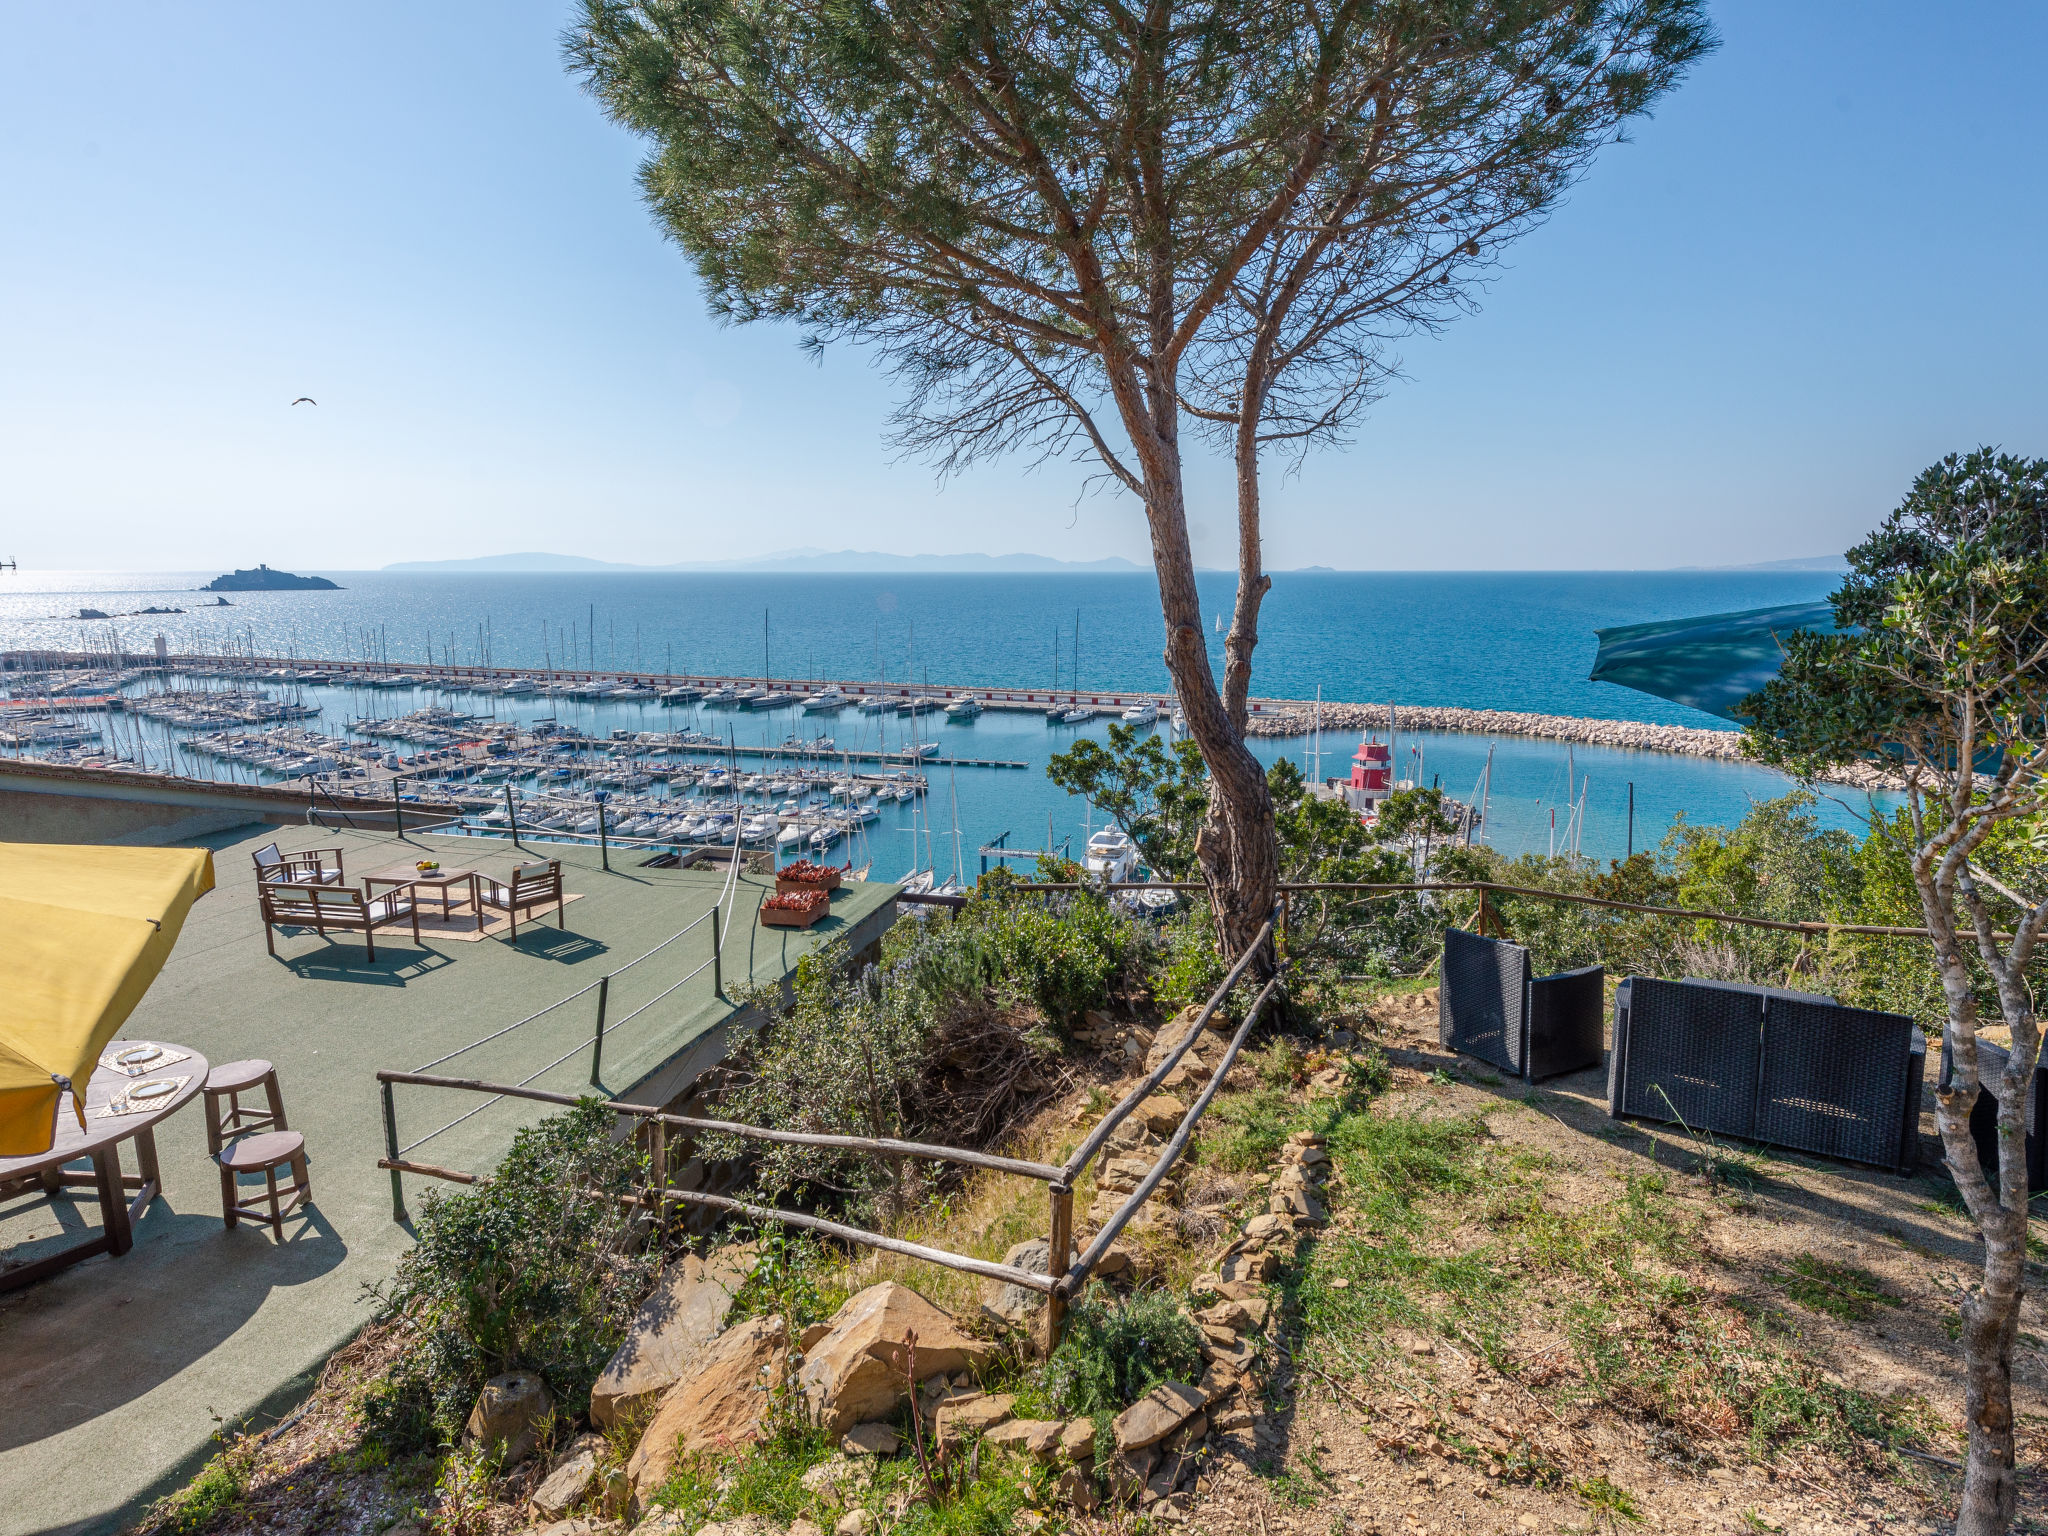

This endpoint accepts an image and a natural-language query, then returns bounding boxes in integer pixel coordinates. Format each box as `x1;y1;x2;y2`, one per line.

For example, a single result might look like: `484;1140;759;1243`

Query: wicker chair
251;842;347;886
479;859;565;938
259;883;417;961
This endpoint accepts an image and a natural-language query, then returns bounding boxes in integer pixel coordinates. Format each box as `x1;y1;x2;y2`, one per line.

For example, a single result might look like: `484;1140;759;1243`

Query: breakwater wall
1242;701;1899;792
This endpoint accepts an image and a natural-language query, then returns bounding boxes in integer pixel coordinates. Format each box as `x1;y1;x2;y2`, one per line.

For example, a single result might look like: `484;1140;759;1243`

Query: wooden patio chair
251;842;347;886
259;882;417;961
478;859;565;938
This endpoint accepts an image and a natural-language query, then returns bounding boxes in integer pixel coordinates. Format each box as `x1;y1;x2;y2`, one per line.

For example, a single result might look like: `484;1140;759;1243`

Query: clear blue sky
2;3;2042;573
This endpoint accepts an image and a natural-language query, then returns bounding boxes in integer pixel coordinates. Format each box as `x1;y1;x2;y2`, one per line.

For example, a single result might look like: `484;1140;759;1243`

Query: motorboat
659;685;702;703
1061;707;1094;724
1120;701;1160;724
701;685;740;704
944;696;983;718
1084;827;1139;884
1136;886;1179;917
857;695;896;714
500;677;540;695
804;689;848;712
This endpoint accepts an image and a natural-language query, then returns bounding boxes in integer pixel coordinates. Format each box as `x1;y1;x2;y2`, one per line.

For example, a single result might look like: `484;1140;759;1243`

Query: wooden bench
479;859;565;938
259;883;418;961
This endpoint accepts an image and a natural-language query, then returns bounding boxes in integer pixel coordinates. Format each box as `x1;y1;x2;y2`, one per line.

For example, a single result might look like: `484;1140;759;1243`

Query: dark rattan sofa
1938;1035;2048;1201
1608;976;1923;1173
1439;927;1605;1082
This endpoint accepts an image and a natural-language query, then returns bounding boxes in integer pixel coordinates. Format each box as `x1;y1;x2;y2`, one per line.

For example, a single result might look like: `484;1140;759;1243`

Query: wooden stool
217;1131;311;1235
204;1059;288;1150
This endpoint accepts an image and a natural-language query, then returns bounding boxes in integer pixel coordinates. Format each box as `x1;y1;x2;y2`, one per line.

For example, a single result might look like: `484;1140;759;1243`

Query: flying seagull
291;397;316;406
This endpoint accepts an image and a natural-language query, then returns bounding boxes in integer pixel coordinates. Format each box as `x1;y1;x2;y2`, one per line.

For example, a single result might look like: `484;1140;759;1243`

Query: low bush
1038;1285;1205;1424
371;1102;654;1442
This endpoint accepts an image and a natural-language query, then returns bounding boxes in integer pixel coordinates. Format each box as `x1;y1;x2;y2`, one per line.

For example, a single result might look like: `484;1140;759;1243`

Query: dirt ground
1177;998;2048;1536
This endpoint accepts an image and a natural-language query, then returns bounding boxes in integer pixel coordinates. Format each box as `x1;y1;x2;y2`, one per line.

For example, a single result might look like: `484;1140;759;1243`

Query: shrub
374;1102;654;1437
1040;1286;1205;1423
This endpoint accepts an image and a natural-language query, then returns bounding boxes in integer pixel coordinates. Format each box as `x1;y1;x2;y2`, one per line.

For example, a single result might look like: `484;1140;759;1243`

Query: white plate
129;1079;177;1101
116;1045;162;1066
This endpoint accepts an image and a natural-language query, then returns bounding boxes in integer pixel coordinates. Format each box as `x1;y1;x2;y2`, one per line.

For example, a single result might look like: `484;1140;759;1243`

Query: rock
1095;1244;1135;1277
1283;1145;1330;1168
833;1513;875;1536
1060;1418;1097;1463
532;1521;615;1536
797;1282;994;1436
800;1321;835;1352
1106;1117;1156;1152
1273;1165;1318;1192
1109;1446;1158;1502
983;1418;1064;1460
1099;1154;1154;1192
1212;1406;1253;1432
934;1392;1015;1447
1190;1272;1260;1303
532;1436;603;1520
695;1521;775;1536
1240;1213;1288;1242
1164;1412;1208;1454
1219;1249;1278;1284
981;1239;1072;1323
790;1521;826;1536
1057;1465;1101;1512
626;1315;788;1501
1137;1094;1189;1135
1194;1300;1253;1333
629;1515;690;1536
592;1246;753;1427
1269;1188;1328;1225
464;1371;553;1465
800;1455;869;1509
1238;1296;1272;1330
1113;1381;1206;1452
1202;1333;1257;1372
840;1422;900;1457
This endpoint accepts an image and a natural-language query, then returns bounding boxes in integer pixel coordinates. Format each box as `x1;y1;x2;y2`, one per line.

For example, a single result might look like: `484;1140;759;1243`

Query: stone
1095;1244;1135;1277
1273;1165;1318;1192
1137;1094;1189;1135
800;1456;869;1509
1113;1381;1206;1452
800;1321;835;1352
1238;1297;1272;1330
834;1513;875;1536
797;1282;993;1436
934;1392;1015;1447
1283;1145;1330;1167
1241;1213;1287;1242
982;1418;1065;1460
1106;1116;1156;1152
840;1422;900;1457
1212;1406;1253;1432
1219;1249;1278;1284
1198;1361;1243;1404
1059;1418;1097;1463
1194;1300;1253;1333
533;1521;615;1536
981;1239;1072;1323
626;1314;788;1500
1109;1446;1158;1503
1196;1269;1253;1302
629;1515;690;1536
790;1522;826;1536
1269;1189;1328;1225
531;1436;603;1520
1057;1465;1101;1512
592;1246;754;1427
1202;1333;1256;1372
696;1522;775;1536
1285;1130;1327;1148
1164;1412;1208;1454
464;1371;553;1465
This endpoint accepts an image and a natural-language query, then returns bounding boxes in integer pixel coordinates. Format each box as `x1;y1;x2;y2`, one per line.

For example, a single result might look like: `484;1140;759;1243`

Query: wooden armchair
259;883;417;961
478;859;565;938
252;842;347;886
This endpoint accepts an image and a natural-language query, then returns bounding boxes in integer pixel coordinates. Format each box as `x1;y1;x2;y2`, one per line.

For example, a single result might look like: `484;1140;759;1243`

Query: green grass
1574;1474;1643;1522
138;1440;255;1535
1777;1255;1902;1322
651;1427;835;1527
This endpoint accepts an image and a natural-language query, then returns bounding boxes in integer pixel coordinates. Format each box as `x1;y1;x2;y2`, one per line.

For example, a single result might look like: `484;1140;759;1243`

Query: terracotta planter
759;891;829;929
775;869;842;897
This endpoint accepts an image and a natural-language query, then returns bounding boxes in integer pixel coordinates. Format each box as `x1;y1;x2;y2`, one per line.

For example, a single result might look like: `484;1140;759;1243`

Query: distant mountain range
384;549;1143;575
1680;555;1849;573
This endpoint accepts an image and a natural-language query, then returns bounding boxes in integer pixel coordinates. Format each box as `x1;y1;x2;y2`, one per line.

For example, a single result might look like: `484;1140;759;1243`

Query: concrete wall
0;762;309;846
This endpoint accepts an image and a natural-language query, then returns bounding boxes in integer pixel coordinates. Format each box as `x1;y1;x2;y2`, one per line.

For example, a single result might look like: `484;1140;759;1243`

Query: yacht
500;677;540;695
804;688;848;712
702;685;741;705
1061;707;1095;724
1084;827;1140;883
1136;886;1180;917
659;685;702;703
1120;701;1160;724
898;695;942;715
943;696;983;718
857;695;896;714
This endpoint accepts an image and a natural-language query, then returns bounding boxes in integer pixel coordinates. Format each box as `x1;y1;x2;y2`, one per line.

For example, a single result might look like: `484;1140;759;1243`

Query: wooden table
362;862;482;930
0;1042;209;1292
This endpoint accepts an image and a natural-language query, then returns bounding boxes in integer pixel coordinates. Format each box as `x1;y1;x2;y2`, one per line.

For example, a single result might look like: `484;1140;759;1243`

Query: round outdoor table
0;1041;209;1292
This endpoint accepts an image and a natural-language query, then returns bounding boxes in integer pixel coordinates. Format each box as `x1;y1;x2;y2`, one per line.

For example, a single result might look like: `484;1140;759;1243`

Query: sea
0;568;1883;876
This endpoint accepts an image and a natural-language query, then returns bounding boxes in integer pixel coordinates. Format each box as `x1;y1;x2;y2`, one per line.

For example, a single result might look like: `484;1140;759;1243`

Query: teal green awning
1589;601;1839;721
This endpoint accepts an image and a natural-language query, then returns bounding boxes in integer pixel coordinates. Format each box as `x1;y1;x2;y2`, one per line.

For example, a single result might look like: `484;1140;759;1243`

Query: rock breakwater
1242;700;1899;792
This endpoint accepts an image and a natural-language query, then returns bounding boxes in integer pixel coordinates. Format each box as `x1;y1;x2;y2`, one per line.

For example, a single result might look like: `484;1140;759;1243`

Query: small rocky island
202;564;341;592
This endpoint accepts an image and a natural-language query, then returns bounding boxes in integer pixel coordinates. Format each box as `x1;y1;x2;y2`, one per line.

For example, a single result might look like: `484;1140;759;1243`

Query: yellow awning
0;842;215;1156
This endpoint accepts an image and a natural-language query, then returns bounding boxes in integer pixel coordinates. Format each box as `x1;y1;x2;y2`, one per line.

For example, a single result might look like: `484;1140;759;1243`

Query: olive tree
1744;449;2048;1536
568;0;1712;959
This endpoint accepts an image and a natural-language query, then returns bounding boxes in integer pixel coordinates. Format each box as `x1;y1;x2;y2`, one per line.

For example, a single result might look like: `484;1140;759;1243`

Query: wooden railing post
648;1115;668;1227
589;974;610;1087
505;784;520;849
382;1078;406;1223
1044;1181;1073;1354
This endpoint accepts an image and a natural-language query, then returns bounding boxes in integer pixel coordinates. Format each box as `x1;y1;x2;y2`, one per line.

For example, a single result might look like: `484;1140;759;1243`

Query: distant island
385;549;1144;575
202;564;341;592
